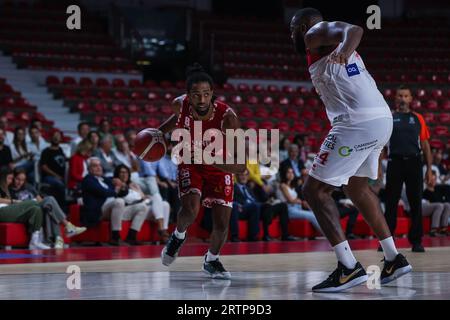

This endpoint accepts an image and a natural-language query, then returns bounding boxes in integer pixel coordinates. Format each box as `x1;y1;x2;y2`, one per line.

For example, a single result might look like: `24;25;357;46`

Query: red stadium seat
147;92;159;100
94;102;108;113
247;95;259;104
263;96;274;105
270;108;285;119
231;95;242;104
293;97;305;107
434;126;449;136
144;80;157;88
286;108;299;118
239;106;254;118
145;118;161;128
255;107;269;118
441;100;450;111
259;120;274;130
431;89;443;99
300;110;314;120
113;91;127;100
128;117;142;127
112;78;126;88
164;93;174;101
383;88;394;99
160;105;173;115
243;120;258;130
222;83;235;92
267;85;280;93
62;76;76;86
429;139;444;149
425;100;438;111
296;86;309;96
216;95;226;102
440;113;450;124
131;91;144;100
282;85;294;94
79;77;93;87
278;97;289;105
308;121;322;133
76;102;91;112
95;78;110;87
416;89;426;99
46;75;60;86
126;104;139;113
306;98;320;108
238;83;250;92
143;104;158;114
252;84;264;93
97;90;110;100
410;100;422;110
291;122;307;133
111;103;125;113
128;79;142;88
277;121;290;131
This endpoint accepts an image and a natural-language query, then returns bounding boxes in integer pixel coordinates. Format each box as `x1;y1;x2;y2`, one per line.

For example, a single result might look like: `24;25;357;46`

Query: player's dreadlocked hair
185;63;213;92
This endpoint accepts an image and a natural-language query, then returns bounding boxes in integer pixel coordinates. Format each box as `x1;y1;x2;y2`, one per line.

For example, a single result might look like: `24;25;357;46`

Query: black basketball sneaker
380;253;412;284
202;255;231;280
312;261;368;293
161;232;186;266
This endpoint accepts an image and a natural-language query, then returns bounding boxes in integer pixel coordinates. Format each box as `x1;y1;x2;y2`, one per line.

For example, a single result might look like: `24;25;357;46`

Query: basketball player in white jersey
290;8;412;292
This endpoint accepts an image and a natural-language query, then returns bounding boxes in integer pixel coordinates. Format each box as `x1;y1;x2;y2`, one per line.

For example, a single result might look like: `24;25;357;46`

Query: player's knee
180;202;199;219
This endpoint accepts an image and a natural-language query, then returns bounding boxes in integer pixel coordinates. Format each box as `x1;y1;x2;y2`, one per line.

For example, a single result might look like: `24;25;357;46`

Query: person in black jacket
230;169;295;242
279;144;305;179
81;157;147;245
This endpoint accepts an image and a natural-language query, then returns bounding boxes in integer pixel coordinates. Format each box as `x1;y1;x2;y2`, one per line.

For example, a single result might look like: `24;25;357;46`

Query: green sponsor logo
338;146;352;157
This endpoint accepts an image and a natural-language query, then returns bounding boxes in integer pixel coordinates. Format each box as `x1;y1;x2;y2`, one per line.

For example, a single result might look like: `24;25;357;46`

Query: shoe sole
381;265;412;285
66;229;87;238
312;274;368;293
161;247;176;266
202;266;232;280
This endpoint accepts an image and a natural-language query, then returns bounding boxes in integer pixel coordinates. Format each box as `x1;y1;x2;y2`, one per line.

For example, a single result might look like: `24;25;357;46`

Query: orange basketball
133;128;166;162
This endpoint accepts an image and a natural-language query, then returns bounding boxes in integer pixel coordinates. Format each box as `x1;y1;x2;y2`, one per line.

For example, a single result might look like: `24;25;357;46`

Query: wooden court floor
0;245;449;300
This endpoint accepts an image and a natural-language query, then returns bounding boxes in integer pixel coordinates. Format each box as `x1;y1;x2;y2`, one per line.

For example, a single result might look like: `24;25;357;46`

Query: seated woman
68;139;93;193
9;168;87;248
0;167;50;250
422;170;449;236
114;164;170;243
276;167;322;234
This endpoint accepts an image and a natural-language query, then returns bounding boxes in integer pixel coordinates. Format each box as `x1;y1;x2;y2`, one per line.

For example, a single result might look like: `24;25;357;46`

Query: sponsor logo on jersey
346;63;360;77
338;146;353;157
409;117;415;124
323;134;337;150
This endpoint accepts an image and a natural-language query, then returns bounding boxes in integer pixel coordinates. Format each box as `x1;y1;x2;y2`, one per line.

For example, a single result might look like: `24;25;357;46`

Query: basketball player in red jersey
290;8;411;292
158;63;246;279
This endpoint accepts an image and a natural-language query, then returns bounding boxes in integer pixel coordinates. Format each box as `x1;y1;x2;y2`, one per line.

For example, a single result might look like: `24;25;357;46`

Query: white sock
380;236;399;261
333;240;357;269
206;250;219;262
174;228;186;240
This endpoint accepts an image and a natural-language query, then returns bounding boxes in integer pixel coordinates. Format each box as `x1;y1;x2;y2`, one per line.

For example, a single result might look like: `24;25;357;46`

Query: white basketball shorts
309;116;393;187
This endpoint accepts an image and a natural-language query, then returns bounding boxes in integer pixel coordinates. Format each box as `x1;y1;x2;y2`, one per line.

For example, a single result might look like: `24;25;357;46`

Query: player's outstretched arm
158;96;184;135
305;21;363;64
212;111;247;175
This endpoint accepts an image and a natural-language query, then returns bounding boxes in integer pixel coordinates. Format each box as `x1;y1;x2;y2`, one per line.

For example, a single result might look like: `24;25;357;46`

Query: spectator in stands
332;188;359;239
279;144;305;180
231;169;294;242
138;158;160;196
68;139;93;191
26;119;47;144
277;167;322;234
0;116;13;146
93;135;120;178
279;137;291;163
87;130;100;153
422;170;449;236
9;168;86;248
0;167;50;250
114;134;140;183
40;130;67;208
124;128;137;150
155;142;180;221
27;125;49;163
114;165;170;244
98;119;115;148
384;85;432;252
293;134;309;163
10;127;35;181
81;157;147;246
0;129;13;170
70;122;90;155
430;148;450;200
